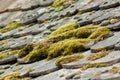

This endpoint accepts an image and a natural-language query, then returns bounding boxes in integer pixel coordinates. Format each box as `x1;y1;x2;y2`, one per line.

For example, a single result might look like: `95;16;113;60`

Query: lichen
18;43;34;58
87;50;110;61
0;50;20;60
47;25;98;43
82;63;110;70
109;67;120;74
0;21;24;33
88;27;111;40
0;73;21;80
50;22;80;36
47;38;91;60
52;0;76;10
55;53;84;66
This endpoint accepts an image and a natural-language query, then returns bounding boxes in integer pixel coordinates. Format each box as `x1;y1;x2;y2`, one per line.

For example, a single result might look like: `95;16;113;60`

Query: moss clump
18;43;34;58
0;21;24;33
55;53;84;66
22;42;51;63
0;73;21;80
52;0;76;9
87;50;110;61
88;27;111;40
47;25;98;43
82;63;110;70
15;25;112;62
47;38;91;60
109;67;120;74
0;50;20;60
50;22;80;36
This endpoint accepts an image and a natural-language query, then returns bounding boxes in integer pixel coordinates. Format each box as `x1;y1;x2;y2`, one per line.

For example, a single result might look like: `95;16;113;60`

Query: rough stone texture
30;58;59;77
0;55;17;65
0;0;120;80
92;51;120;64
91;32;120;52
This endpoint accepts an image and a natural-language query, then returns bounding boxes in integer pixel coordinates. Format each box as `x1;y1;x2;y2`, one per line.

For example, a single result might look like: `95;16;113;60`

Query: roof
0;0;120;80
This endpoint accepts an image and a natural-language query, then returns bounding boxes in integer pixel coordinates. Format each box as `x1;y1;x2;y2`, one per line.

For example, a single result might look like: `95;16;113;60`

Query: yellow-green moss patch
55;53;85;66
109;67;120;74
0;73;21;80
50;22;80;36
0;21;24;33
0;50;20;60
18;43;34;58
47;38;91;60
14;25;112;63
52;0;76;9
88;27;111;40
47;25;98;43
0;39;10;46
22;42;51;63
87;50;110;61
82;63;110;70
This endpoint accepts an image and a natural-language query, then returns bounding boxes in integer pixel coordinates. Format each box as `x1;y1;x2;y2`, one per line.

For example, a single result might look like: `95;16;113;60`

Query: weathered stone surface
6;0;54;11
59;0;91;17
70;63;120;80
32;34;45;43
1;29;19;39
93;11;112;24
37;13;51;22
0;35;33;51
91;51;120;65
0;55;17;65
14;9;39;24
0;65;10;70
96;73;120;80
108;21;120;30
34;69;80;80
0;0;120;79
91;32;120;52
62;51;92;69
10;36;33;50
75;10;104;26
99;0;119;10
37;8;48;16
13;24;46;37
0;0;17;12
30;58;59;77
81;0;104;12
100;20;110;26
50;17;73;31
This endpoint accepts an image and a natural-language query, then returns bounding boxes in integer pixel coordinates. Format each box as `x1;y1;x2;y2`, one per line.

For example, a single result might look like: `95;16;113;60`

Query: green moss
87;50;110;61
47;38;91;60
88;27;111;40
0;73;21;80
50;22;80;36
18;43;34;58
82;63;110;70
52;0;76;9
14;25;112;63
0;21;24;33
0;39;10;46
55;53;84;66
0;50;20;60
47;25;98;43
22;42;51;63
109;67;120;74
